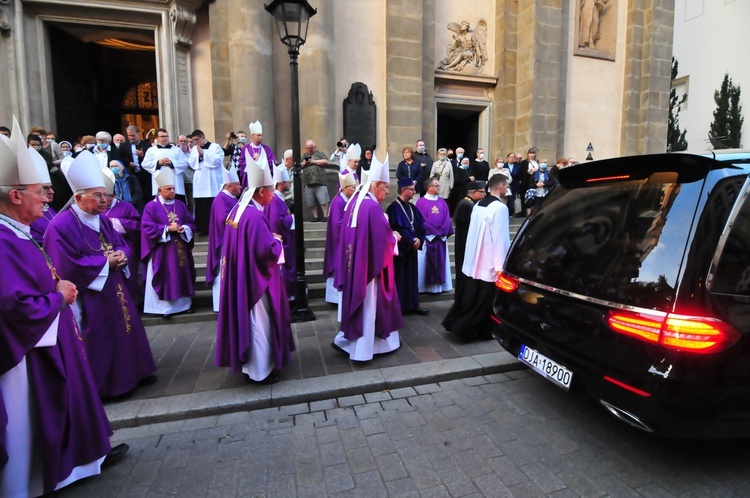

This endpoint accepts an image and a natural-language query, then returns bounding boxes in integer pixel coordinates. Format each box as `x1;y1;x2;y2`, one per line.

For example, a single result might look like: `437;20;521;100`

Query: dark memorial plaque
343;82;377;150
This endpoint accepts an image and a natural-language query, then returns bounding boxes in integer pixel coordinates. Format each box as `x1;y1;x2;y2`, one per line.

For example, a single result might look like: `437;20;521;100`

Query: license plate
518;344;573;390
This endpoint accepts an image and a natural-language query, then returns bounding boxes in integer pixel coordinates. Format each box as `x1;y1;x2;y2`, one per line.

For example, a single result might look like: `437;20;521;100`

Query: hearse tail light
495;271;518;292
607;311;739;354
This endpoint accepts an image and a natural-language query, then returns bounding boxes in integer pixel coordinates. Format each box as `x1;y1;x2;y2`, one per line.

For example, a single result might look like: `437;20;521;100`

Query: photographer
329;137;348;172
303;140;330;222
223;130;247;171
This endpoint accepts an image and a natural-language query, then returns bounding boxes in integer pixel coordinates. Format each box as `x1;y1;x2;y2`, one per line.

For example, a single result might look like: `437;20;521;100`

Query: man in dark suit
125;125;153;204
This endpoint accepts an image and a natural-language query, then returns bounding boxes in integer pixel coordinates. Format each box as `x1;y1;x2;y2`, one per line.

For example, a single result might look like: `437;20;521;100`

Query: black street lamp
265;0;317;323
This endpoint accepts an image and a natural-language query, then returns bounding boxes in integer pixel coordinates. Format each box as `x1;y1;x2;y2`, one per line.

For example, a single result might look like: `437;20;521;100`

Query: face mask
439;155;446;161
110;167;121;176
86;143;96;151
63;151;73;157
540;163;548;170
417;146;425;153
33;146;42;152
460;163;469;169
478;153;484;160
74;146;83;152
238;137;247;144
457;153;463;159
98;143;108;150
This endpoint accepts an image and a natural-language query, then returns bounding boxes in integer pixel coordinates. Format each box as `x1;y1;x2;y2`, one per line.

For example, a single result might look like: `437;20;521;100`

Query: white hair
95;131;112;143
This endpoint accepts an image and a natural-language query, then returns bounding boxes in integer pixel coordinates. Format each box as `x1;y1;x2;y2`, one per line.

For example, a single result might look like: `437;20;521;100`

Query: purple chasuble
206;190;239;286
323;192;348;279
238;143;276;188
215;203;295;373
335;194;403;341
1;223;112;493
264;193;296;296
103;199;141;297
141;198;196;300
416;197;454;285
44;210;156;397
29;205;57;245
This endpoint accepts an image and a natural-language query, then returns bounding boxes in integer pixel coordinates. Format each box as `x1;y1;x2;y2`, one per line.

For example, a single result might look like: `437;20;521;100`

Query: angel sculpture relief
578;0;609;49
437;20;488;73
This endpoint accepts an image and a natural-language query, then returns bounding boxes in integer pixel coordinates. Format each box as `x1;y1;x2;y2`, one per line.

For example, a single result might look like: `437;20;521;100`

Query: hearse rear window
505;174;705;311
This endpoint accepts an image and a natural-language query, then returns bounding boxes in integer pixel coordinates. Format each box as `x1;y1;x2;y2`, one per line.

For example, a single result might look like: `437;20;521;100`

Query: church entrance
48;23;159;142
436;104;482;159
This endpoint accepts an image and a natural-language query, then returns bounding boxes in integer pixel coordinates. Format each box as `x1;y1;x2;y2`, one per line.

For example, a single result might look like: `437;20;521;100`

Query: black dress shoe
312;217;320;223
138;375;157;386
103;443;129;468
414;307;430;315
331;342;347;354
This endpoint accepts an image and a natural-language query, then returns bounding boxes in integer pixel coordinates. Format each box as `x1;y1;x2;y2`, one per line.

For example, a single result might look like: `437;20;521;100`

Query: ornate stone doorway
48;23;158;141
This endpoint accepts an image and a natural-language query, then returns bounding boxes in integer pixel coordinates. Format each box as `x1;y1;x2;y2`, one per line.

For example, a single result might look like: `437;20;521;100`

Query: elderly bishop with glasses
43;151;156;398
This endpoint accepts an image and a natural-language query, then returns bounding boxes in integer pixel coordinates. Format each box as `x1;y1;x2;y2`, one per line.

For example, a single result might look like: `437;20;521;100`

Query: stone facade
0;0;675;165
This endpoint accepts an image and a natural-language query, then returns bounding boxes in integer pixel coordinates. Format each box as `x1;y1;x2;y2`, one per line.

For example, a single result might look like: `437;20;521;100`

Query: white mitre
249;121;263;135
349;152;389;228
155;167;176;187
273;164;290;184
222;167;239;187
27;146;51;184
233;154;273;223
338;171;357;189
63;150;105;192
346;143;362;162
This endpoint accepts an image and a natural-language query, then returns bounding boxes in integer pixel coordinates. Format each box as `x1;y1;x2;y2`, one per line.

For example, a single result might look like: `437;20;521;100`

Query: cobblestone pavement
57;370;750;497
125;300;503;402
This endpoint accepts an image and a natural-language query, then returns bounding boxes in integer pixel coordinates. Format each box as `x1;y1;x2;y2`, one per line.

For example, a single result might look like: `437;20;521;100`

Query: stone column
226;0;276;148
420;0;435;151
169;2;198;134
209;0;233;138
385;0;425;160
0;0;19;127
620;0;674;155
493;0;519;158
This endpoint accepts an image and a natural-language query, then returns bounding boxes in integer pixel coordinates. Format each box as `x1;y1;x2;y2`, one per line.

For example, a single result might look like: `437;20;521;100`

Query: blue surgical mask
63;151;72;157
86;143;95;151
460;163;469;169
457;153;463;159
110;167;121;176
238;137;247;144
439;155;446;161
540;162;548;170
98;143;108;150
417;146;425;153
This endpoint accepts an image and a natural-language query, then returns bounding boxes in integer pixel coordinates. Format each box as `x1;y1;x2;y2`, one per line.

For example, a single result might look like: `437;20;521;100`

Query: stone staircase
141;215;526;326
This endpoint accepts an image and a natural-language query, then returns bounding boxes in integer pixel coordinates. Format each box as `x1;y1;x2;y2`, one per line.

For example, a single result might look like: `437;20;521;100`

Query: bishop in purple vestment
207;170;241;312
238;121;275;189
333;155;403;361
29;181;57;244
141;170;196;316
0;141;117;495
45;203;157;398
323;172;358;304
265;165;296;298
215;160;295;383
416;177;454;293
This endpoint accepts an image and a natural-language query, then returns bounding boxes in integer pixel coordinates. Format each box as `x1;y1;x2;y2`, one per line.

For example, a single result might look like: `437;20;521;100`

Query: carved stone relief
0;0;11;34
170;4;197;48
574;0;617;61
437;19;488;75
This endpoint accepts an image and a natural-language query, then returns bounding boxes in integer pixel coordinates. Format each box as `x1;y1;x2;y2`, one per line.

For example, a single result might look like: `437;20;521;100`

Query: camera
337;141;347;149
229;132;237;139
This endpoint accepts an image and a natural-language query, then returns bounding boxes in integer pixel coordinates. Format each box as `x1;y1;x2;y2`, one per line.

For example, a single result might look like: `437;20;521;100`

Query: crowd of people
1;113;573;495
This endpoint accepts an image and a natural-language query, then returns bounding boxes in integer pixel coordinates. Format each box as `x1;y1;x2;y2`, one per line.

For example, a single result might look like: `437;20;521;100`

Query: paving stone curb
105;351;524;429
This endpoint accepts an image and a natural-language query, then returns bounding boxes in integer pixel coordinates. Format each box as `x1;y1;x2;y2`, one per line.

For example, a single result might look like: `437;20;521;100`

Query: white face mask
478;153;484;160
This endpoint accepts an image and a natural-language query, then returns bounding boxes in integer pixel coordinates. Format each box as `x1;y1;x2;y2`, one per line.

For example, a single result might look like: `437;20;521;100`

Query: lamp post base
291;306;316;323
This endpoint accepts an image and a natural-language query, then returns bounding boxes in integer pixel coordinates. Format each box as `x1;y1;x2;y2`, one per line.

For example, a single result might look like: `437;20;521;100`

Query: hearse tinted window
710;182;750;296
505;174;704;311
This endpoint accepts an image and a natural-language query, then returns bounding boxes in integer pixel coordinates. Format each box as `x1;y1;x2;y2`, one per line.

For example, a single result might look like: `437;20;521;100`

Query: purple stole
104;199;141;296
206;190;239;286
215;203;295;373
43;210;156;397
264;193;296;297
335;194;404;340
323;193;348;279
0;223;112;493
29;205;57;245
416;196;454;285
141;198;196;300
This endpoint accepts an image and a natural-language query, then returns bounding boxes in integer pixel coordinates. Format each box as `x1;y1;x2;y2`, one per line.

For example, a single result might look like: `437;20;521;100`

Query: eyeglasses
83;193;107;200
16;187;45;196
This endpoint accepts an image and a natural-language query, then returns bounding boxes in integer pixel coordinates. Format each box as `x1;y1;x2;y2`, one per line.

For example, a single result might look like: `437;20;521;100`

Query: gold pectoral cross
431;205;440;214
99;233;114;254
168;211;179;223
